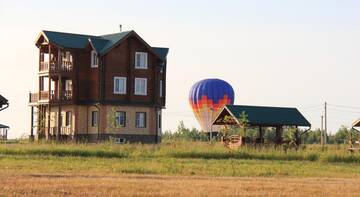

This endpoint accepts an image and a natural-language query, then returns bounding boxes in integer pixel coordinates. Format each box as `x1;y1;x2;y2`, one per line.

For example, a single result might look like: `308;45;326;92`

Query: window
91;50;98;68
115;111;126;127
65;80;72;91
160;80;163;97
135;78;147;95
91;111;98;127
158;111;162;130
65;111;72;126
61;51;72;62
135;112;146;128
135;52;148;69
157;110;162;136
114;138;126;144
114;77;126;94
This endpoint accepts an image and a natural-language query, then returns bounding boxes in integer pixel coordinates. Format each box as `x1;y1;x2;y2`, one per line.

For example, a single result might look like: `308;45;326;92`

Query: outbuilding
212;105;311;145
0;124;9;140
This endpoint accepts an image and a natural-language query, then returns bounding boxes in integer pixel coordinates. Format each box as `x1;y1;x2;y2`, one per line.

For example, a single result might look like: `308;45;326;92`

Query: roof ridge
227;104;298;110
42;30;99;38
100;30;132;37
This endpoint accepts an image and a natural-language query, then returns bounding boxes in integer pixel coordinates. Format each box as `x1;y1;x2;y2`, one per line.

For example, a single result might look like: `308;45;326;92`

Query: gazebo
0;124;9;140
212;105;311;145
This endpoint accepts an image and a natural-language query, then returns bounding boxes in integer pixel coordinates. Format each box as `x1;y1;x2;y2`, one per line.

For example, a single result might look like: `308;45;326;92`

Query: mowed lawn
1;141;360;196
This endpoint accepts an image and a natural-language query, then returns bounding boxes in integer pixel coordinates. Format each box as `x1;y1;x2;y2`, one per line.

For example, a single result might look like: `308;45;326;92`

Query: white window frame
115;111;126;127
135;78;147;96
113;77;127;94
65;111;72;127
160;80;163;97
91;111;98;127
135;52;148;69
91;50;98;68
135;112;146;128
157;110;162;136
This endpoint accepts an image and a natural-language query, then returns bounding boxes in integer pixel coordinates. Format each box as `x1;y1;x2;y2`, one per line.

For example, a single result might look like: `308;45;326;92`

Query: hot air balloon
189;78;235;133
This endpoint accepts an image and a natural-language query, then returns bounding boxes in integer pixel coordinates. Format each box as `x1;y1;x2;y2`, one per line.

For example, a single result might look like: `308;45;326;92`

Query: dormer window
135;52;148;69
91;50;98;68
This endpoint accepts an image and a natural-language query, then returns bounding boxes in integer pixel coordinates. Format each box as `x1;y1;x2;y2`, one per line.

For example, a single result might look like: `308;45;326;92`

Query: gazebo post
295;126;300;145
276;126;282;145
259;126;263;144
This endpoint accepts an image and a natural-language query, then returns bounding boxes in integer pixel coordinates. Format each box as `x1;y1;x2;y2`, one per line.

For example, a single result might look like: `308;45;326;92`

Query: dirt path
1;174;359;196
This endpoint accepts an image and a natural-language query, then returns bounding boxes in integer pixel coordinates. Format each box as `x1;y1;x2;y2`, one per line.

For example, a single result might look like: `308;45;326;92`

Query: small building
351;119;360;132
0;124;9;140
29;30;169;143
213;105;311;145
0;95;9;111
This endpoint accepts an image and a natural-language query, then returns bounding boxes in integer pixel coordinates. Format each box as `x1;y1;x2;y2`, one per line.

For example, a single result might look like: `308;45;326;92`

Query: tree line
163;121;359;144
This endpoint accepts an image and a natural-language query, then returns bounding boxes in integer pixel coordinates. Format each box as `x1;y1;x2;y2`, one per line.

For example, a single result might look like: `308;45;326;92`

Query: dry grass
1;142;360;196
1;173;360;196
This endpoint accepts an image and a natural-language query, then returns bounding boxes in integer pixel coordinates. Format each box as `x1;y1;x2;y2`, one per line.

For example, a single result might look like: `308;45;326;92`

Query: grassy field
1;141;360;196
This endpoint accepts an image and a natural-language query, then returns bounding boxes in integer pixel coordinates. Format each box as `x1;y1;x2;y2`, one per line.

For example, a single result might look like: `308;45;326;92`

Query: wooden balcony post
57;75;62;142
30;106;34;141
58;48;61;71
48;44;51;68
48;76;51;100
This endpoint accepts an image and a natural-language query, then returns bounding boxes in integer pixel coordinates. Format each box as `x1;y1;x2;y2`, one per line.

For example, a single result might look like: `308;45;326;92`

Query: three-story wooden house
29;30;168;143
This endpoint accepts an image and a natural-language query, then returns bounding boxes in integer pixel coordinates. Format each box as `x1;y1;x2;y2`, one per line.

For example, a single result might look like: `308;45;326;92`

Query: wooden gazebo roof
0;124;9;129
213;105;311;127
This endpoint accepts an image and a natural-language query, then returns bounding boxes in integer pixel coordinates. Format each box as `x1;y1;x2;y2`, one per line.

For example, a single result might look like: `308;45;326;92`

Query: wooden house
29;30;169;143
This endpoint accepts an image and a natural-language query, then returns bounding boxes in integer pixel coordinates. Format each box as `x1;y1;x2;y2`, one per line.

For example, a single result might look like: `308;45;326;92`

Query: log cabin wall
103;35;158;105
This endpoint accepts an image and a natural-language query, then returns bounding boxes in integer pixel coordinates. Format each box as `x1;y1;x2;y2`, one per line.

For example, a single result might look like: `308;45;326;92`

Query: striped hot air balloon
189;78;235;133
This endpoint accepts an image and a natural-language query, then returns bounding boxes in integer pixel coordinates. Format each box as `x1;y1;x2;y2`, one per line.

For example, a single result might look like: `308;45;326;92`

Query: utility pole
321;115;324;146
324;102;327;144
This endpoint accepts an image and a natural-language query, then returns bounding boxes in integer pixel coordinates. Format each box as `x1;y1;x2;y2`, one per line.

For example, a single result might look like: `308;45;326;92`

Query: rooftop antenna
119;24;122;32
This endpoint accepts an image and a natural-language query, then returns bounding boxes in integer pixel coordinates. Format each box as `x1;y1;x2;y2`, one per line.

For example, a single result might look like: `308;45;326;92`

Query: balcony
39;60;73;73
29;90;73;104
47;127;72;136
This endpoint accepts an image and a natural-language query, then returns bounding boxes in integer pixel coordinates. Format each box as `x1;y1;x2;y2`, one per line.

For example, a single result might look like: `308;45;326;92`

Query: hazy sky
1;0;360;138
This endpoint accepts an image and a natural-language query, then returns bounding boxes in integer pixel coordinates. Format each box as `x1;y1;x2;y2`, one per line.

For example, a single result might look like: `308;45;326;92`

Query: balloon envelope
189;78;235;132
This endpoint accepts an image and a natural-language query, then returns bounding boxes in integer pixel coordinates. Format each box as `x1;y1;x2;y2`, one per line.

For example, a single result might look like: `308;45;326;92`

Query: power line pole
321;115;324;146
324;102;327;144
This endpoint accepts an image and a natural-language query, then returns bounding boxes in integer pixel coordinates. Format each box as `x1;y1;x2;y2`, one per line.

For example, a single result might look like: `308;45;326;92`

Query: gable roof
352;119;360;127
42;30;99;49
89;31;132;55
37;30;169;60
214;105;311;127
0;95;8;108
152;47;169;60
0;124;9;129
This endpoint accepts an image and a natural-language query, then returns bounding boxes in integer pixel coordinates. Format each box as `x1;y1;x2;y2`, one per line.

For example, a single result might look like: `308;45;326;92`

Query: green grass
0;141;360;178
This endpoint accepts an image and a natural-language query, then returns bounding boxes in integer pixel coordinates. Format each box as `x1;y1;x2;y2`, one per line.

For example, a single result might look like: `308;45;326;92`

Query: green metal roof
0;124;9;129
40;30;169;60
42;30;98;49
223;105;311;127
0;95;8;108
152;47;169;60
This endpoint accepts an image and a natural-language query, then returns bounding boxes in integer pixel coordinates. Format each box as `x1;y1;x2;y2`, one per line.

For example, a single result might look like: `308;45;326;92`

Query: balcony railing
48;127;72;135
39;91;49;100
29;90;73;103
39;60;73;73
29;92;39;103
